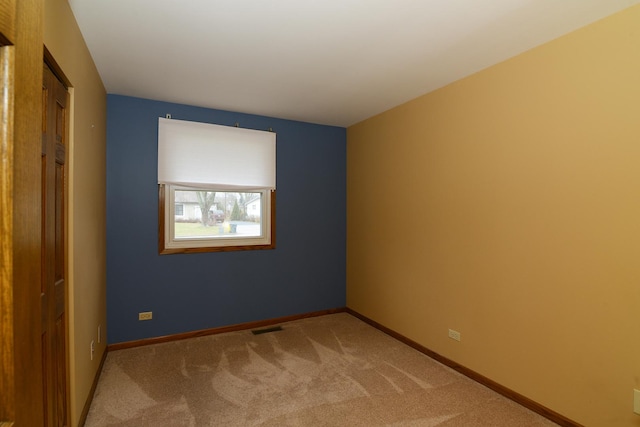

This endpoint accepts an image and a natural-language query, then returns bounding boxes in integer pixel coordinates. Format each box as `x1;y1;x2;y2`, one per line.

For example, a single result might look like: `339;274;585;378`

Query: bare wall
44;0;107;424
347;5;640;427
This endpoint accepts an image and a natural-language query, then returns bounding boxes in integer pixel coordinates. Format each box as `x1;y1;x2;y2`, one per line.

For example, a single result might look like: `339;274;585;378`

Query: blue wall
106;95;346;344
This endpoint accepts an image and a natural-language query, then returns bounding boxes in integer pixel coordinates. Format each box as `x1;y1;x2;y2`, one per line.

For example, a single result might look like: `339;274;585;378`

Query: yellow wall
347;5;640;427
43;0;107;424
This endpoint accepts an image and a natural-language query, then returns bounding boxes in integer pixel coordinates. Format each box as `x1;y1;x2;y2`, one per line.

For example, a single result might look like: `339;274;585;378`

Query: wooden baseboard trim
107;308;347;352
77;347;108;427
345;308;582;427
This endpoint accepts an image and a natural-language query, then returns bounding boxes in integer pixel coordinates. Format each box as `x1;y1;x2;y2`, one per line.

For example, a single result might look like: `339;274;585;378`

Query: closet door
41;62;69;427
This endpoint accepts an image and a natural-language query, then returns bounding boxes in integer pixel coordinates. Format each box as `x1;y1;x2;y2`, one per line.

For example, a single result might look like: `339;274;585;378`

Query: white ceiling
68;0;639;127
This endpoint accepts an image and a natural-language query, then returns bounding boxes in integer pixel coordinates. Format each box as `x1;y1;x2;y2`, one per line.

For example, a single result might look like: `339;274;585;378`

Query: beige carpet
84;313;558;426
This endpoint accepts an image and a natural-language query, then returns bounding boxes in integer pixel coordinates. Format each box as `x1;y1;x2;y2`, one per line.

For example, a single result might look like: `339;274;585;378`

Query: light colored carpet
84;313;558;426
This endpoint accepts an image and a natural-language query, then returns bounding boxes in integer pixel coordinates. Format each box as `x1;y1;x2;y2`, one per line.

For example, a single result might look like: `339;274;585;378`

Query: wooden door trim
0;2;16;45
44;46;70;88
1;0;46;424
0;41;16;427
1;5;17;423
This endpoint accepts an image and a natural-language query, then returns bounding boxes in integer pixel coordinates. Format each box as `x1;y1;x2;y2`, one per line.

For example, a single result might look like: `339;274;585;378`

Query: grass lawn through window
175;222;224;237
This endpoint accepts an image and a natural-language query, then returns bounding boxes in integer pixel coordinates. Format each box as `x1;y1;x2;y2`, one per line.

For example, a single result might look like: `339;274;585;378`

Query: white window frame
159;185;275;254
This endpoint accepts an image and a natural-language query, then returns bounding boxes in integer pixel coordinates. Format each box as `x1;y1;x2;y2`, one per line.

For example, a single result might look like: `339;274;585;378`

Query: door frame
0;0;46;425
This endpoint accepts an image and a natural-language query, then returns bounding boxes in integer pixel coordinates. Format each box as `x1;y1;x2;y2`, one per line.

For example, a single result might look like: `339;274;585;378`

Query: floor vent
251;326;283;335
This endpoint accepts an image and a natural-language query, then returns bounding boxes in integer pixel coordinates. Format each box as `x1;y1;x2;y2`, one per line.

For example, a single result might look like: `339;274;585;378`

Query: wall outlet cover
448;329;461;342
138;311;153;321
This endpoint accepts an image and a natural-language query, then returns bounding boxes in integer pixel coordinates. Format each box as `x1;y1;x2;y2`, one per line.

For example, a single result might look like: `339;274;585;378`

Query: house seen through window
173;189;263;238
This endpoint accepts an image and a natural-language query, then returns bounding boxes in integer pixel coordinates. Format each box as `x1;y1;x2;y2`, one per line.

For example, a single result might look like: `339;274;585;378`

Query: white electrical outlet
448;329;461;342
634;389;640;415
90;340;95;361
139;311;153;321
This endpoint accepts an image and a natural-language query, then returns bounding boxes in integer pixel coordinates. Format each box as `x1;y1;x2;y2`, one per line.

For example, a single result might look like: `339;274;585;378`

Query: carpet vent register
251;325;283;335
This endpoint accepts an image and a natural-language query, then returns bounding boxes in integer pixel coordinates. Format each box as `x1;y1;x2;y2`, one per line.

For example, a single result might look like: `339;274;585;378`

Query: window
158;118;276;254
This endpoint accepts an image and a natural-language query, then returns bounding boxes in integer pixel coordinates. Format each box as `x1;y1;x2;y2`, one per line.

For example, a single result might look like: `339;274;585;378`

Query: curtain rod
164;114;274;132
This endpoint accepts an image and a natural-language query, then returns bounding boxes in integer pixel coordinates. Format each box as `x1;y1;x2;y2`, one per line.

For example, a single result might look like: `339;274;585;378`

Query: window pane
173;190;262;239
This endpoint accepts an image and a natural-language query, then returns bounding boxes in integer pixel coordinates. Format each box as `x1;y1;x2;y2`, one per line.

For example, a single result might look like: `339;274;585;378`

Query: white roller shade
158;118;276;190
